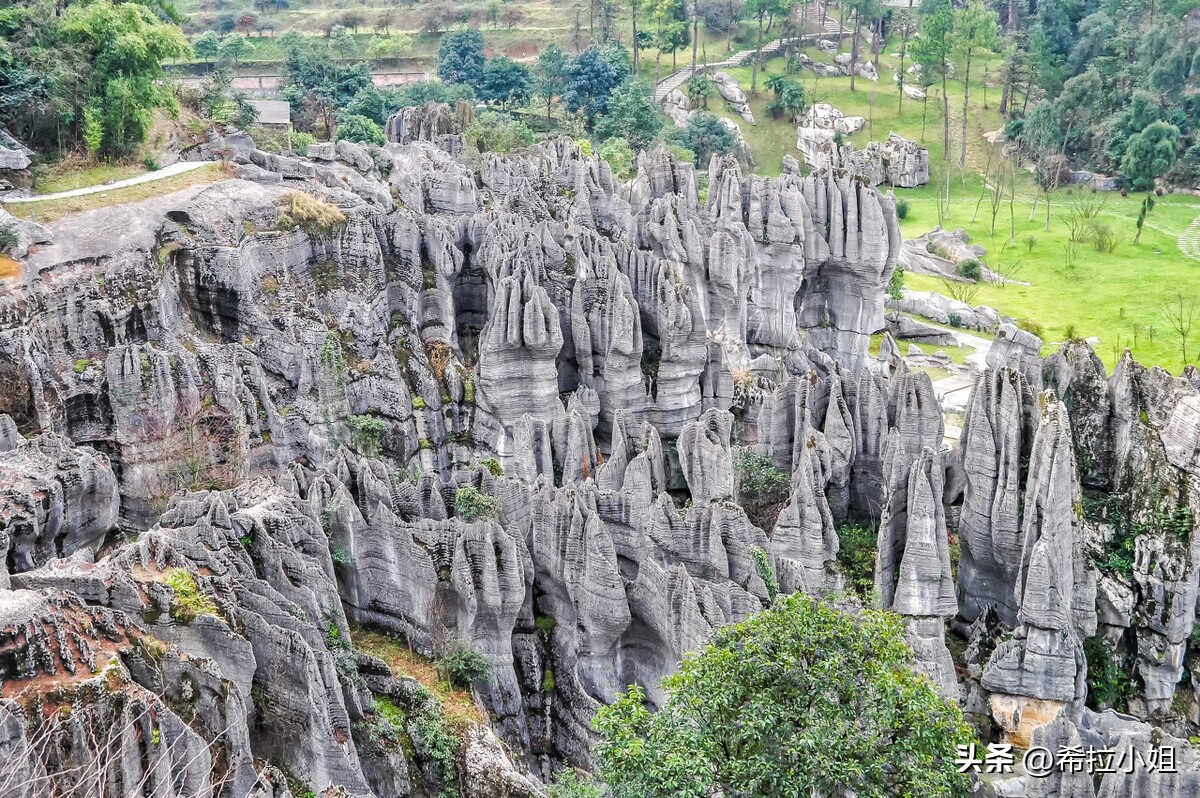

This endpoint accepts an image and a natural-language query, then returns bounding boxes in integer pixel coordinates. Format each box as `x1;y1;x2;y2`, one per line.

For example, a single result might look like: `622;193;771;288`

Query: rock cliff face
0;124;906;796
1;115;1198;797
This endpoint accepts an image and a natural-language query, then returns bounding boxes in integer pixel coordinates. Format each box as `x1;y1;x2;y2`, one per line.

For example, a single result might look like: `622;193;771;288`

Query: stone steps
1178;214;1200;262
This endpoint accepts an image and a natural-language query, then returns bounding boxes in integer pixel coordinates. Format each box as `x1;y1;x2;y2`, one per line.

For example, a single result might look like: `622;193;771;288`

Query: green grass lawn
898;184;1200;375
684;35;1006;177
679;37;1200;377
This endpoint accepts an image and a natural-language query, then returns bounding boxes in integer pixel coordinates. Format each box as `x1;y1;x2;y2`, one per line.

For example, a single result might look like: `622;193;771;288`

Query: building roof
248;100;290;126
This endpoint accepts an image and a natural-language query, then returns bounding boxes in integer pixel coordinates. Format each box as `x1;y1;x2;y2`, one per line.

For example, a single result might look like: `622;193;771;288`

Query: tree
1161;294;1197;367
368;33;413;62
1021;99;1062;185
682;111;738;163
630;0;642;71
464;110;534;153
745;0;787;96
216;12;238;34
845;0;882;93
952;1;999;167
1054;68;1101;154
219;33;252;68
685;73;716;109
765;75;805;120
194;31;221;72
235;13;258;35
593;594;975;798
912;0;954;161
599;136;637;178
534;45;568;123
336;113;385;145
894;8;917;111
594;80;663;149
61;0;191;158
339;11;364;34
437;30;487;91
480;56;532;108
562;45;622;127
1121;121;1181;191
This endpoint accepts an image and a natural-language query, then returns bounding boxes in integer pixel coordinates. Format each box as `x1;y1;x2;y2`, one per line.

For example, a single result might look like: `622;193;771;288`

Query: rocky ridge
0;112;1197;797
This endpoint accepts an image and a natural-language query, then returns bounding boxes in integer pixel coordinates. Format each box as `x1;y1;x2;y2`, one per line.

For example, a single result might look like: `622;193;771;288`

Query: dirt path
2;161;210;204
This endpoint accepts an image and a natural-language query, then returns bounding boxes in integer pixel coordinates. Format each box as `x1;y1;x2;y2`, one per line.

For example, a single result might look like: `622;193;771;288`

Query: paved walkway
2;161;211;204
928;327;992;442
1178;214;1200;262
653;15;849;104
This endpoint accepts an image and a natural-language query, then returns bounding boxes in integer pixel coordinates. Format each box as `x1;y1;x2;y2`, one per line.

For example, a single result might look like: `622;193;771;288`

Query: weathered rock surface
3;107;1199;798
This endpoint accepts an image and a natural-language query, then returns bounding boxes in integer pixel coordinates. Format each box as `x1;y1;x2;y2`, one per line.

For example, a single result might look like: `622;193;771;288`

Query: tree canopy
437;30;487;91
593;80;663;150
593;594;974;798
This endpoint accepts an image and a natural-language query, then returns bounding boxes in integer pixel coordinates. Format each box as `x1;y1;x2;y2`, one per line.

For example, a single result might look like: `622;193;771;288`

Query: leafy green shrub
142;156;160;171
336;113;386;145
73;358;91;374
947;313;963;328
464;110;533;154
412;395;427;410
887;267;904;301
593;594;975;798
734;450;790;531
437;642;494;688
454;485;499;522
836;521;878;598
598;136;636;180
0;226;19;254
894;198;909;220
331;546;352;566
346;414;387;457
956;258;982;281
1017;317;1045;338
1084;637;1133;711
548;769;603;798
478;457;502;476
749;545;779;603
411;707;460;798
164;568;219;623
288;130;316;155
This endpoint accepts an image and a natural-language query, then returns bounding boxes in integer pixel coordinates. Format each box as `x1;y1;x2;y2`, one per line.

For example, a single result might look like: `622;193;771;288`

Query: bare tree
938;277;981;306
1161;294;1198;367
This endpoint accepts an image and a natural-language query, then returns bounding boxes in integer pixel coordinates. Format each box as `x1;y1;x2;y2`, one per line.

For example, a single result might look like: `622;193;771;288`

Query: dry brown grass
351;627;484;724
0;255;19;280
276;191;347;240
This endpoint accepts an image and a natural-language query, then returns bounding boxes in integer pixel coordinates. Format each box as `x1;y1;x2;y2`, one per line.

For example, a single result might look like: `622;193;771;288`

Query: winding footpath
652;16;848;103
1178;213;1200;262
1;161;210;204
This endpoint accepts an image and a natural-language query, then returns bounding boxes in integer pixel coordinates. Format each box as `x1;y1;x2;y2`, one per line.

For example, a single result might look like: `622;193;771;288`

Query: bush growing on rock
276;192;347;241
0;226;19;254
335;113;386;146
454;485;499;522
437;642;494;689
957;258;982;281
733;449;790;530
164;568;219;623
